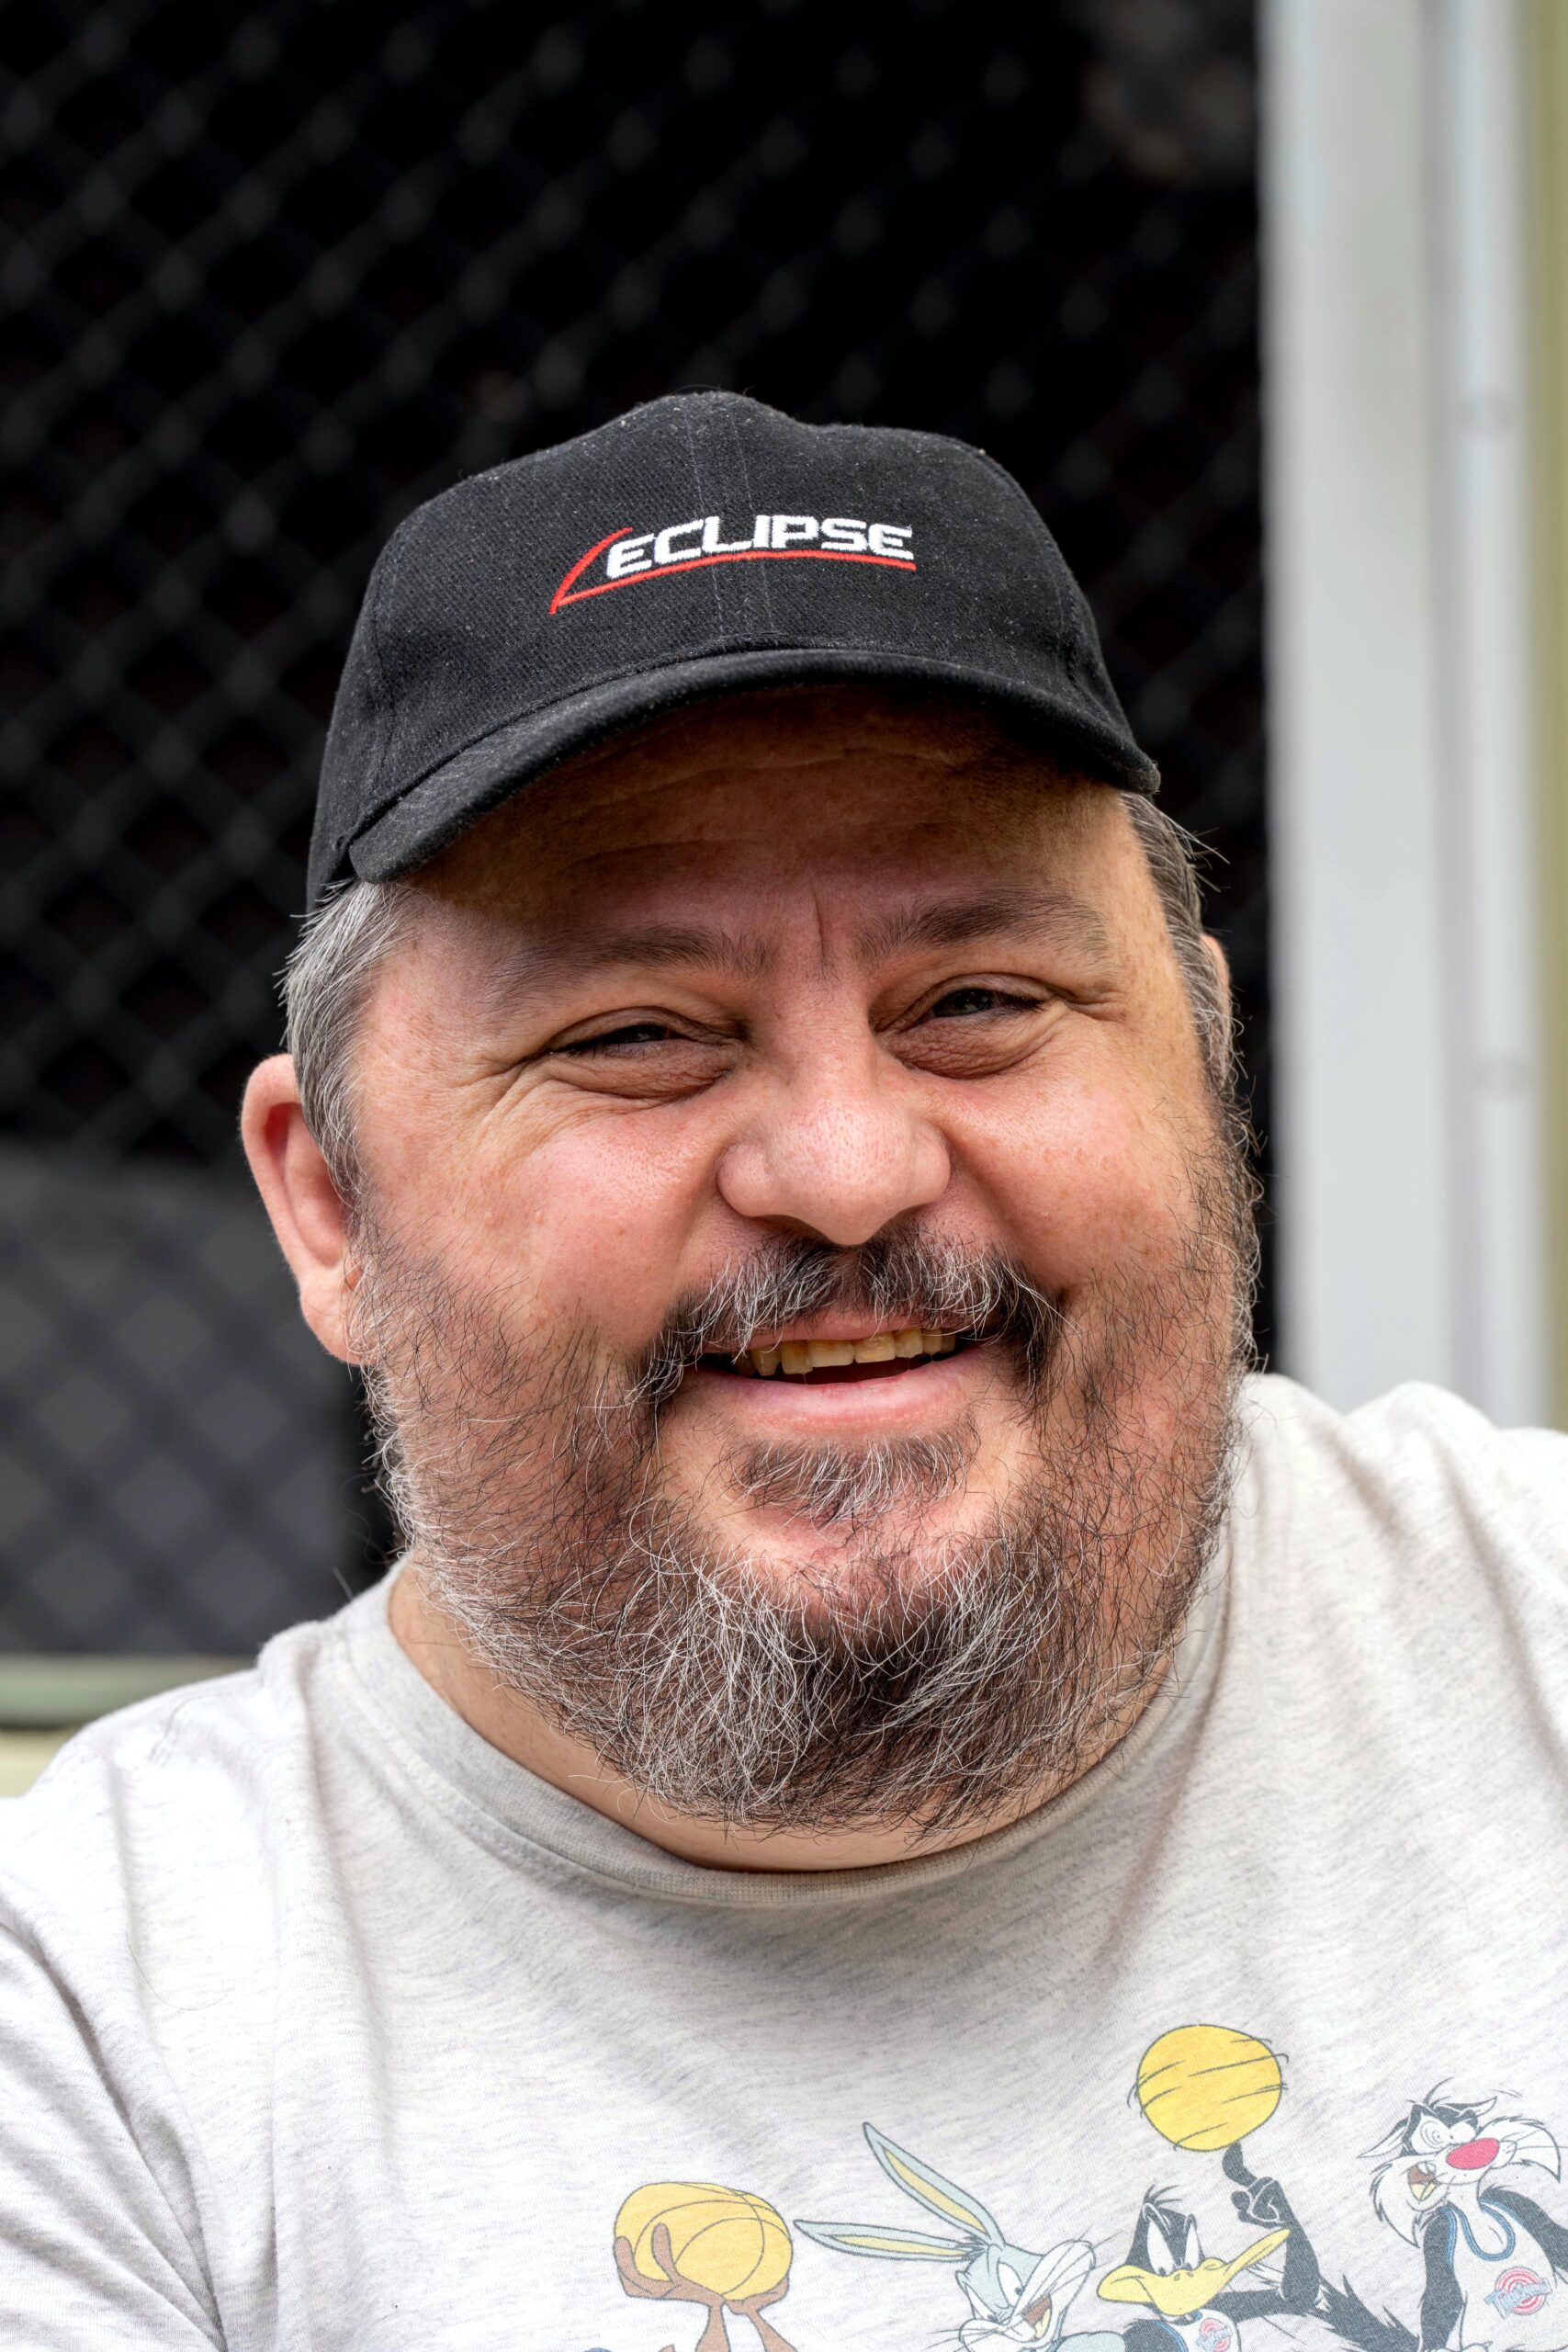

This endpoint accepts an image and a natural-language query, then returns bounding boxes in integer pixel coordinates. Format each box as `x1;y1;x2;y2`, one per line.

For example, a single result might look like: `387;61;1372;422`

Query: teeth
738;1329;963;1376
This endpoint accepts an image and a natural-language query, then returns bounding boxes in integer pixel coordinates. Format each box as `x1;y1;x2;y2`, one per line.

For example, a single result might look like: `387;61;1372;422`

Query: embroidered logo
1486;2268;1551;2319
549;514;917;613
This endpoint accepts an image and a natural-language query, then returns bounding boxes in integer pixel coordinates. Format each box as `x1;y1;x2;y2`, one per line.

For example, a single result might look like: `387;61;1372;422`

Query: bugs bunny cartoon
796;2124;1125;2351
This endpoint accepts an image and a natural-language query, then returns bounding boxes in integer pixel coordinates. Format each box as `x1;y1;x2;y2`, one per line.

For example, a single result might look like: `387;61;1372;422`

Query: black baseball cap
308;390;1158;908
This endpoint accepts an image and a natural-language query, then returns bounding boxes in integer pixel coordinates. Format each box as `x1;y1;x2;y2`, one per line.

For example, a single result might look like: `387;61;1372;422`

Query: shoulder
0;1602;355;1973
0;1631;367;2345
1228;1373;1568;1690
1238;1372;1568;1562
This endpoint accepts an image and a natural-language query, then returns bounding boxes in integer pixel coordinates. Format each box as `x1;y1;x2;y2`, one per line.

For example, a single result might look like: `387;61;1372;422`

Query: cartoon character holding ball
613;2180;799;2352
1100;2024;1325;2352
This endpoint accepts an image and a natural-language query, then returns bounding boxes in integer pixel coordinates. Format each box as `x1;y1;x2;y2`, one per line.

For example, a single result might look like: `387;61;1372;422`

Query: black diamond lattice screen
2;0;1267;1654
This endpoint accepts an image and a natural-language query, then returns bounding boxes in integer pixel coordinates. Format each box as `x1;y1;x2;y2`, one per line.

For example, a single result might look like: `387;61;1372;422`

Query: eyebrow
479;887;1112;1006
855;888;1113;965
496;921;774;989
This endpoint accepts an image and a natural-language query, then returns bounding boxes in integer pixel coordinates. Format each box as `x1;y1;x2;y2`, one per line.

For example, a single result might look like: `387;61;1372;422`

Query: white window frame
1262;0;1549;1423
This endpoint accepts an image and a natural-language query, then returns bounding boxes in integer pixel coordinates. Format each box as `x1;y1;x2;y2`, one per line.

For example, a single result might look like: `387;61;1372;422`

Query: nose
716;1054;951;1246
1446;2138;1499;2171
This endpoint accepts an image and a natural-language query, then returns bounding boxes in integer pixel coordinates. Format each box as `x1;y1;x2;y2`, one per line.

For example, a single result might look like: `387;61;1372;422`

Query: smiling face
1370;2101;1563;2241
319;685;1251;1834
962;2235;1096;2345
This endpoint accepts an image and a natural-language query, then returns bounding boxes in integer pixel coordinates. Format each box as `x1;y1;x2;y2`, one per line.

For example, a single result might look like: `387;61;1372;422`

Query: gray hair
1123;789;1235;1088
282;876;415;1206
282;793;1235;1203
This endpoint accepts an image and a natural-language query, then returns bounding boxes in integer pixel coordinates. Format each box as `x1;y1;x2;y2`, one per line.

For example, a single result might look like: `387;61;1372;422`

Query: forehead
422;685;1124;925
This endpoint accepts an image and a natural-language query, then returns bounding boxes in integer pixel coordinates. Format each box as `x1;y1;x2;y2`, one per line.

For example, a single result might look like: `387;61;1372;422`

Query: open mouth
703;1329;976;1383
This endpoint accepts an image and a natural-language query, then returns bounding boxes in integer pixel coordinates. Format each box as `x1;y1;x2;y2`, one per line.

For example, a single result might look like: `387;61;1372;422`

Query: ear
793;2220;963;2262
863;2125;1003;2244
1201;931;1232;1031
241;1054;364;1364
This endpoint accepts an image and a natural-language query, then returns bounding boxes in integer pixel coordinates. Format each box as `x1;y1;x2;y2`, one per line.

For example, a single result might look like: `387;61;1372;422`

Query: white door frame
1262;0;1549;1422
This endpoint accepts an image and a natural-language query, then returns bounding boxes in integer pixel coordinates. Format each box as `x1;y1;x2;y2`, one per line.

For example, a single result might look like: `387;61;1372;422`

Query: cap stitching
964;445;1101;684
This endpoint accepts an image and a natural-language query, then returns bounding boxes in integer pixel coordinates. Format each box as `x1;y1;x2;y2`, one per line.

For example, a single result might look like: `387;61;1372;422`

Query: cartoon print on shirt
1098;2163;1321;2352
613;2181;798;2352
795;2123;1124;2350
1325;2093;1568;2352
1107;2024;1324;2352
604;2034;1568;2352
1132;2026;1285;2158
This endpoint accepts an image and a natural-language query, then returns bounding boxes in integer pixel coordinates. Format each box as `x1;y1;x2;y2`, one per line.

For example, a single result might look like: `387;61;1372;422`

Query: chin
700;1491;995;1599
665;1406;1015;1572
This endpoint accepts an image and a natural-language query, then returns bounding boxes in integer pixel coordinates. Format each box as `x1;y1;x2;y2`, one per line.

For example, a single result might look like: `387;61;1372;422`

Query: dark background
2;0;1267;1654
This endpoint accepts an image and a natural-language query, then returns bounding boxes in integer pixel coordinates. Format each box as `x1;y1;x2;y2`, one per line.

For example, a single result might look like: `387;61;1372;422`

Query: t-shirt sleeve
0;1913;221;2345
1352;1381;1568;1581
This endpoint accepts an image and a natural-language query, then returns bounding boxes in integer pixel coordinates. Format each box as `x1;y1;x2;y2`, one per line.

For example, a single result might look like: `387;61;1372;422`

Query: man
2;394;1565;2352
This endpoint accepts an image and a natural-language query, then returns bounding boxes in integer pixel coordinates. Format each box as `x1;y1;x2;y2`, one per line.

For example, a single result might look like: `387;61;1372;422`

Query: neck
389;1566;1171;1873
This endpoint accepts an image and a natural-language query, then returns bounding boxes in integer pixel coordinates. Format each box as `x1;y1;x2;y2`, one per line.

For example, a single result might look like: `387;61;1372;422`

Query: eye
554;1019;683;1055
1414;2120;1449;2153
922;983;1040;1021
534;1012;732;1099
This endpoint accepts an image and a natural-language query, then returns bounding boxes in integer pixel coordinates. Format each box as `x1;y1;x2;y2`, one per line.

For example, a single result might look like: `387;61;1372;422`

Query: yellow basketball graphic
1135;2024;1283;2152
615;2182;793;2300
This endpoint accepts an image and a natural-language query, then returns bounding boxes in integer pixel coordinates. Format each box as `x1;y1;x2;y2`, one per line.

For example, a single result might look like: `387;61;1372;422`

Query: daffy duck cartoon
1325;2093;1568;2352
1099;2146;1323;2352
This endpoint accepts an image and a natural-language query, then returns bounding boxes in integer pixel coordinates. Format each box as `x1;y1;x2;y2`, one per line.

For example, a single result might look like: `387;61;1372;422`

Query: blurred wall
1264;0;1562;1424
1529;0;1568;1432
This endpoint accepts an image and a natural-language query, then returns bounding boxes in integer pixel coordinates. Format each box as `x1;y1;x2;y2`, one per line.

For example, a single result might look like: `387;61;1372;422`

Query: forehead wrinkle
468;918;774;1012
855;887;1114;967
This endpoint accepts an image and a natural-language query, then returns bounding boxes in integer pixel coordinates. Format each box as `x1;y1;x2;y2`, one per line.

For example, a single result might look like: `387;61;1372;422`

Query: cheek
958;1062;1203;1282
447;1110;720;1344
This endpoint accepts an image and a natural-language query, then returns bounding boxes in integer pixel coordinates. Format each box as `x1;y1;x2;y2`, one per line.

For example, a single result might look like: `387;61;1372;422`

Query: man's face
344;687;1251;1834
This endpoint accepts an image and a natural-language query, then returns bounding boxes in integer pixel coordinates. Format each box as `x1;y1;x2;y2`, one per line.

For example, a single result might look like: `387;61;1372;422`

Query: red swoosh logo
548;527;633;616
549;539;916;614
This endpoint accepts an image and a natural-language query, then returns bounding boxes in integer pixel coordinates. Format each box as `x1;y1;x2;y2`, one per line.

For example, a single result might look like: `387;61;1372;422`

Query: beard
352;1122;1257;1843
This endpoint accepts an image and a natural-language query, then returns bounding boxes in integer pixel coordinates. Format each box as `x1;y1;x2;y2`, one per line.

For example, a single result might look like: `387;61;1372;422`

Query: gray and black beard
354;1133;1256;1841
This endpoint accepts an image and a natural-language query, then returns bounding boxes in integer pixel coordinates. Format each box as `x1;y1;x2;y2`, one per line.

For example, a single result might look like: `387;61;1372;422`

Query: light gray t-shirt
4;1374;1568;2352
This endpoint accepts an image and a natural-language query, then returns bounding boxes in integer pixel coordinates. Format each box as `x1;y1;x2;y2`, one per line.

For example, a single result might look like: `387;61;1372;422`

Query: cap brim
345;643;1159;888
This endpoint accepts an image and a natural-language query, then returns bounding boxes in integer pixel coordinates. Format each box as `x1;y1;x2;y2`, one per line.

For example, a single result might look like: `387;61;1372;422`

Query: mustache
628;1229;1065;1411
